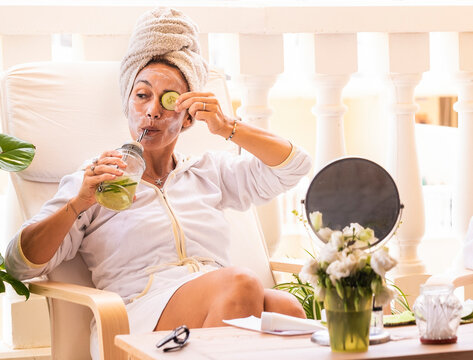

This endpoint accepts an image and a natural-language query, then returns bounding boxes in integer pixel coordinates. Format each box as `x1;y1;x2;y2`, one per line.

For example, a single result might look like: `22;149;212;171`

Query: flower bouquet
299;211;397;352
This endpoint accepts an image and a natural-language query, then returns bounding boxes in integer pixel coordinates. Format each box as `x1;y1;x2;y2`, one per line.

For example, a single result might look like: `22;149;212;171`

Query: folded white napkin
223;312;325;336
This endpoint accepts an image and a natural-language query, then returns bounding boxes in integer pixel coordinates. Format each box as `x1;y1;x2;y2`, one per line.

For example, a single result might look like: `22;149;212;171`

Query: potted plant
0;133;35;300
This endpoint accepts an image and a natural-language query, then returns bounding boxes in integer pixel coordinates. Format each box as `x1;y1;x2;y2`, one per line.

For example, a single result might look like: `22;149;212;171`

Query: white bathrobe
5;146;311;358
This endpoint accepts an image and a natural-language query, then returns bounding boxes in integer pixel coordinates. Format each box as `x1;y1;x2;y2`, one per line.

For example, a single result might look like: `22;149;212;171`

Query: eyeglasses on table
156;325;190;352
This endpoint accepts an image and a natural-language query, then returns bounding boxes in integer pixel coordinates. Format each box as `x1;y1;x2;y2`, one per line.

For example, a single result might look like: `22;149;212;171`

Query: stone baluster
386;33;431;305
235;34;283;129
234;34;284;255
452;33;473;300
453;33;473;247
311;34;357;172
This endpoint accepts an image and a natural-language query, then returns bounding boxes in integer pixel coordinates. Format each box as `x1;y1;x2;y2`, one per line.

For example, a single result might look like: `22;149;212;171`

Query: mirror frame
304;157;403;251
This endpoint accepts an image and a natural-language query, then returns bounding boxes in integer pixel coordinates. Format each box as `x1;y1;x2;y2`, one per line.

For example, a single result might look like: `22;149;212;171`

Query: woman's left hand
174;92;233;138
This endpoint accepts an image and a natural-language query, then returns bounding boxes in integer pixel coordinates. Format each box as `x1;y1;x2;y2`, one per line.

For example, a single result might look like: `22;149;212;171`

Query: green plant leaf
0;253;4;270
0;134;35;172
274;273;326;320
303;248;315;259
0;271;30;300
386;279;411;312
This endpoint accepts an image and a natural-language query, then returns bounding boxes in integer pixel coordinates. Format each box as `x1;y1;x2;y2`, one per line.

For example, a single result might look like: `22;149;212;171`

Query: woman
5;7;312;358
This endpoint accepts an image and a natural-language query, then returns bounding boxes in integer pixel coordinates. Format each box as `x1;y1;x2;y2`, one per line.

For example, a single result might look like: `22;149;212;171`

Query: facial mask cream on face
260;312;325;332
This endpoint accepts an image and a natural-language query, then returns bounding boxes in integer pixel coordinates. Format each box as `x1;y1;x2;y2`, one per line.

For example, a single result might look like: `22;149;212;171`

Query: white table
115;323;473;360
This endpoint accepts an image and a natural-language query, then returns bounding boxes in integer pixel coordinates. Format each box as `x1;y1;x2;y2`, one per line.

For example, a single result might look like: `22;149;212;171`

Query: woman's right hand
75;150;127;211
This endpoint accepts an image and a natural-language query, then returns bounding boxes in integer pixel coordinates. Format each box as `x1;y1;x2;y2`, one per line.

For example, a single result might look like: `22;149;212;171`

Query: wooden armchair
0;61;291;359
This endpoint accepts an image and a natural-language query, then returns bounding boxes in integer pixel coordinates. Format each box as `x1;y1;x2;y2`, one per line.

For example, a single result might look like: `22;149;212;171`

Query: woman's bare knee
223;267;264;307
199;267;265;327
264;289;306;318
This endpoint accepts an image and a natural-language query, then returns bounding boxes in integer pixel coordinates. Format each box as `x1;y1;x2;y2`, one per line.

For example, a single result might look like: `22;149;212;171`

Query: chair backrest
0;61;275;359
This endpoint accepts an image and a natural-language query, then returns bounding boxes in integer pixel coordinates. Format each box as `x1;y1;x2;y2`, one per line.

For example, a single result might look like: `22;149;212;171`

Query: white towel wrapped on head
119;7;208;116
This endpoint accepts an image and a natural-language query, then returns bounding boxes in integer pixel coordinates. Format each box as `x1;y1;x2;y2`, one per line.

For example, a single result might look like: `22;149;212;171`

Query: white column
0;35;51;70
387;33;430;304
311;34;357;171
235;34;284;255
453;33;473;246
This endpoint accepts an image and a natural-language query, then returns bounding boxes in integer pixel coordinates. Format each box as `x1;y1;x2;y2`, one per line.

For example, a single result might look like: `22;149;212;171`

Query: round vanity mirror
305;157;402;250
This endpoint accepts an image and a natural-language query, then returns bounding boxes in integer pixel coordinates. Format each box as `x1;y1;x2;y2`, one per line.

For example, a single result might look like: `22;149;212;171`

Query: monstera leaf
0;133;35;172
0;253;29;299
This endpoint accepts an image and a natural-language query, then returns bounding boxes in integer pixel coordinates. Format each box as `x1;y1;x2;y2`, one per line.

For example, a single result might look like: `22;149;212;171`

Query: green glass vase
324;287;373;352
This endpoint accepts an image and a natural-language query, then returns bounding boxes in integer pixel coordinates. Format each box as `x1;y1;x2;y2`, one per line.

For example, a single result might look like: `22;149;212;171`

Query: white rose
371;247;397;278
340;250;359;275
319;244;339;265
343;223;364;238
352;249;368;271
358;227;377;244
352;239;370;249
326;260;350;284
299;258;320;287
326;251;358;284
317;227;333;242
329;230;344;250
309;211;323;232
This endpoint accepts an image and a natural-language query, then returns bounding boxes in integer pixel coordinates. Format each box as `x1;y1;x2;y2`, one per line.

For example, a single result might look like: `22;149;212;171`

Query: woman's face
128;62;191;150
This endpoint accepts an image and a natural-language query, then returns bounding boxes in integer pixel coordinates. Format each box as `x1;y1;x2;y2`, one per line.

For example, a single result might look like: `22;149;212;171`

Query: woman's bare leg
263;288;306;318
155;267;306;331
155;267;264;330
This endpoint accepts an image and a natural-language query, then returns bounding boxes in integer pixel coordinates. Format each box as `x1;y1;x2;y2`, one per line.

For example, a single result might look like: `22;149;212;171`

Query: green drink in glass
95;141;145;212
95;176;138;211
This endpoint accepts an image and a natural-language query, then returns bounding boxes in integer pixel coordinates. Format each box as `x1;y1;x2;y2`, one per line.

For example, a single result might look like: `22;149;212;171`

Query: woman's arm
19;150;125;265
175;92;292;166
20;196;88;265
219;120;292;167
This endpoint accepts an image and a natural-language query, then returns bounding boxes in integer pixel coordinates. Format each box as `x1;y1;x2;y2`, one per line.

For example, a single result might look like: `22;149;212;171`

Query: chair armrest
270;259;304;274
29;280;129;360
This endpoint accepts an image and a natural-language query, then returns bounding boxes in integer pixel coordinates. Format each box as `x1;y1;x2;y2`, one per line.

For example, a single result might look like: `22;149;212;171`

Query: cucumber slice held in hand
160;91;180;111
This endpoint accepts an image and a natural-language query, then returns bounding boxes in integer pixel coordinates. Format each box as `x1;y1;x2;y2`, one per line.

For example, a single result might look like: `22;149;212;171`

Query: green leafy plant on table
0;133;36;300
